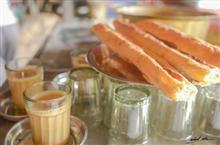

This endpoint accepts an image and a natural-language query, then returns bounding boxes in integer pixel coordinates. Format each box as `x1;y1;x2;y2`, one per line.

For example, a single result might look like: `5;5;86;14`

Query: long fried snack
100;46;146;82
114;19;188;81
92;24;197;101
114;19;220;84
137;20;220;68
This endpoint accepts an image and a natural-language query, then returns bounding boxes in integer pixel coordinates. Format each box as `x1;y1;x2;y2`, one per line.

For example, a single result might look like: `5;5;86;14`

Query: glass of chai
24;81;72;145
5;58;43;111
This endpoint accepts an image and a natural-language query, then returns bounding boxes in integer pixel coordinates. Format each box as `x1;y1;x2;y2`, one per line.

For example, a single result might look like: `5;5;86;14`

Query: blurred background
0;0;220;86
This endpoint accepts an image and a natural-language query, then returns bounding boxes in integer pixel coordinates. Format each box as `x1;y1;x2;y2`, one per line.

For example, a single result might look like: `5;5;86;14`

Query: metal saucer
4;115;88;145
52;71;70;85
0;89;27;122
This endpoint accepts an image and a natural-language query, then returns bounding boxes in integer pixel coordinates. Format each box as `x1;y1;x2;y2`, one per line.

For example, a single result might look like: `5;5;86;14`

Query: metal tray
4;116;88;145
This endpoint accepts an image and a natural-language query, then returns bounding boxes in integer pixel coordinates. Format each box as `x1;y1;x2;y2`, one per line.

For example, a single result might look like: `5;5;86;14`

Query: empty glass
103;77;126;128
102;76;157;129
192;84;208;135
153;90;196;141
198;83;220;137
69;67;102;127
109;85;151;145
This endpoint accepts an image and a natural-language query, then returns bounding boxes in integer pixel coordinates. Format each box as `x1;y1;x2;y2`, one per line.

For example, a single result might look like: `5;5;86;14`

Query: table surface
1;18;220;145
1;116;220;145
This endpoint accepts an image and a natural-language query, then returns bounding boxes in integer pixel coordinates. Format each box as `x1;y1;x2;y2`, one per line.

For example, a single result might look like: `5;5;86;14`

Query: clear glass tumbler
69;67;102;127
154;90;196;141
198;83;220;137
5;58;43;111
24;81;72;145
103;77;158;129
192;84;208;135
103;77;126;128
109;85;151;145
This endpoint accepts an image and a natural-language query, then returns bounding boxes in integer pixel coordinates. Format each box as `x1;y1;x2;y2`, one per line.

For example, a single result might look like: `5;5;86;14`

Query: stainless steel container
117;5;215;39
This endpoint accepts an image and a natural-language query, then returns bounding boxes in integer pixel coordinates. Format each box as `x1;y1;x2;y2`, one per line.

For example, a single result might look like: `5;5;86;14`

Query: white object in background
0;0;17;27
62;0;74;20
87;0;107;19
0;57;6;86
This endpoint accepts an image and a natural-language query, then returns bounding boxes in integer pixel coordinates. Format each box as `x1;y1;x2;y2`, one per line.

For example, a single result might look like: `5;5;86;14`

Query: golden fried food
92;23;197;101
137;20;220;68
114;19;220;84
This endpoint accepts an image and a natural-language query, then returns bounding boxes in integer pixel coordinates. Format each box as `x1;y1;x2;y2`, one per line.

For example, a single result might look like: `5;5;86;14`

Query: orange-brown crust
114;19;188;82
137;20;220;68
114;19;210;82
92;23;184;100
100;46;146;82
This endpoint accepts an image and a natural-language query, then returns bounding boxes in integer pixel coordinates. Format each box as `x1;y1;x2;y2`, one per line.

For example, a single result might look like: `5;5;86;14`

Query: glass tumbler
24;81;72;145
192;84;208;135
103;77;126;128
109;85;151;145
198;83;220;137
154;90;196;141
5;58;43;111
69;67;102;127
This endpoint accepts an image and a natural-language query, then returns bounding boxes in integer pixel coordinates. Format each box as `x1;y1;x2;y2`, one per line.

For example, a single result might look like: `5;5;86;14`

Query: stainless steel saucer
4;115;88;145
52;71;70;85
0;89;27;122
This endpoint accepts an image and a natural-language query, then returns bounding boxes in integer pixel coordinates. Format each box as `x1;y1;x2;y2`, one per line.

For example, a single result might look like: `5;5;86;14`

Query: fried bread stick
92;23;197;101
114;19;220;84
137;20;220;68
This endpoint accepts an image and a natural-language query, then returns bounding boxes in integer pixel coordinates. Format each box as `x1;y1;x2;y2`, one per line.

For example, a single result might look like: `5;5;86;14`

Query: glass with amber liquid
5;58;43;111
24;81;72;145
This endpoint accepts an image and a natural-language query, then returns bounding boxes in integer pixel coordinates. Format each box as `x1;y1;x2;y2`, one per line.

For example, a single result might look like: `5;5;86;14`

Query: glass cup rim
5;57;42;72
24;81;72;103
69;67;99;80
114;85;150;104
